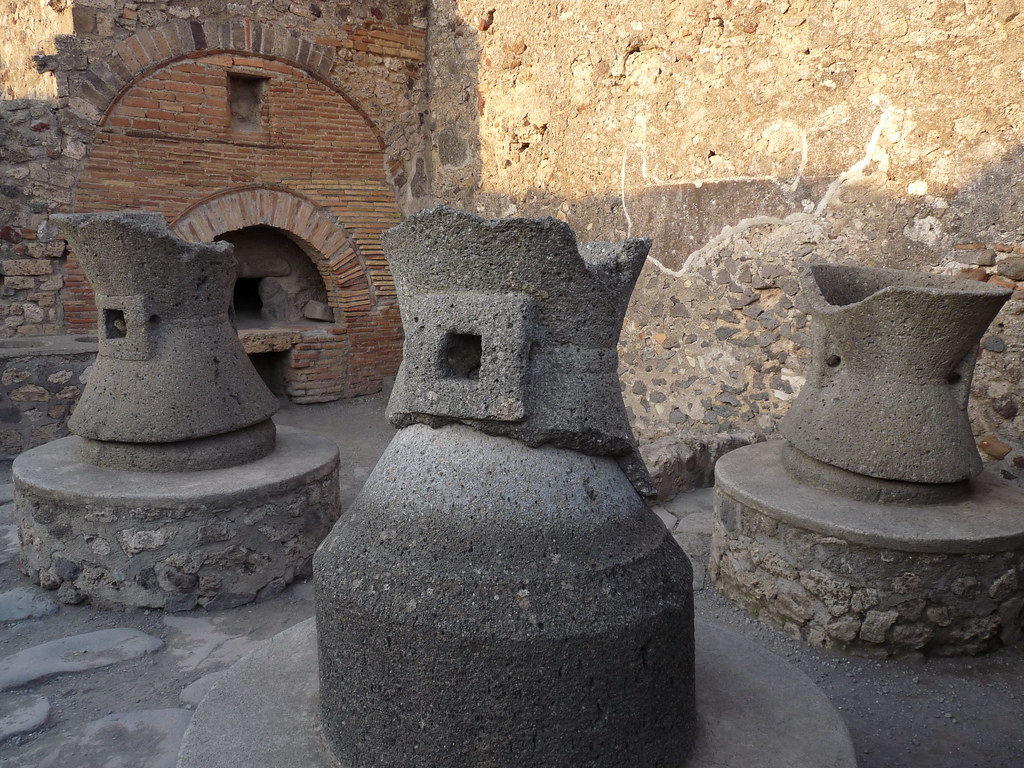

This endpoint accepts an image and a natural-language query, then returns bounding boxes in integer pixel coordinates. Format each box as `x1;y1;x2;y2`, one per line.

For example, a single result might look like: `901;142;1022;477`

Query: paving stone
0;483;14;504
28;708;192;768
0;586;60;622
179;669;227;708
0;693;49;744
0;520;19;566
0;629;164;690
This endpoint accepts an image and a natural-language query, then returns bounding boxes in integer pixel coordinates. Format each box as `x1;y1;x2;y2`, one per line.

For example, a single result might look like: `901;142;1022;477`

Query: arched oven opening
216;225;333;328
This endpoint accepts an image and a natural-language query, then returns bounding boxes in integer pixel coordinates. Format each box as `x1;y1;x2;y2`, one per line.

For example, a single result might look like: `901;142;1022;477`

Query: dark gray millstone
383;206;654;495
0;629;164;690
176;618;857;768
781;263;1011;484
314;424;696;768
51;212;278;447
0;693;50;744
0;586;60;621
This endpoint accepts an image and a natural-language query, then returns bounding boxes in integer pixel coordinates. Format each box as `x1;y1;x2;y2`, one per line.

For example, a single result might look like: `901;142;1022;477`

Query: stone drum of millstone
14;213;342;610
314;207;696;768
54;212;279;472
711;263;1024;657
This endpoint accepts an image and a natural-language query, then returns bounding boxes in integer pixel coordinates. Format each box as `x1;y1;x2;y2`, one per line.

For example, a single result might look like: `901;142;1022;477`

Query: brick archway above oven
172;187;376;321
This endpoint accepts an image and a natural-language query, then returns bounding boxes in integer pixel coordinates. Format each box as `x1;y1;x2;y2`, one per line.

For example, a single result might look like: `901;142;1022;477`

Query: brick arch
75;19;375;133
172;187;377;319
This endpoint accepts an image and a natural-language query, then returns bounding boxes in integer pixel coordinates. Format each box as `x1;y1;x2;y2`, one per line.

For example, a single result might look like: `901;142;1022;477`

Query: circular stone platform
176;617;857;768
13;426;341;611
712;441;1024;657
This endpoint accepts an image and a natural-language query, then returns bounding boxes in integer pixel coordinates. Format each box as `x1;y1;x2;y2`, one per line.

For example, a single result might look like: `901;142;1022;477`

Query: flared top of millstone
53;212;236;317
804;263;1011;312
782;263;1011;485
383;206;655;496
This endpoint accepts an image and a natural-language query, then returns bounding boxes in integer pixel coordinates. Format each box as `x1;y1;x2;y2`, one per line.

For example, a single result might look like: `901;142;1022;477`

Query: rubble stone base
711;441;1024;657
13;426;340;611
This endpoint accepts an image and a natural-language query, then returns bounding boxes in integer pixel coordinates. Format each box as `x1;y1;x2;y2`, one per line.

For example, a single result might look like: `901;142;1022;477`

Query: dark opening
217;226;329;328
444;333;482;380
249;351;288;395
229;74;269;131
104;308;127;339
232;278;263;324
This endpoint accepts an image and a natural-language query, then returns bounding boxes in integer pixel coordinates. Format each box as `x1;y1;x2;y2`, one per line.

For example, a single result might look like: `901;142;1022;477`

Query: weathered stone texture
14;427;341;610
0;342;95;460
710;442;1024;656
425;0;1024;479
710;505;1024;657
0;0;72;99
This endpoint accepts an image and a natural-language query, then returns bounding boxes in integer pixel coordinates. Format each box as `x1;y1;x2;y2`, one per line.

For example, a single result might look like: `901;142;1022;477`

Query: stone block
1;260;52;276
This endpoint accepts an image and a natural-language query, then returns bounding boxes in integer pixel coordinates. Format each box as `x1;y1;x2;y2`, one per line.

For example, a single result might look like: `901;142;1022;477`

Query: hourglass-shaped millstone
54;212;279;471
13;212;341;610
781;263;1011;496
313;207;696;768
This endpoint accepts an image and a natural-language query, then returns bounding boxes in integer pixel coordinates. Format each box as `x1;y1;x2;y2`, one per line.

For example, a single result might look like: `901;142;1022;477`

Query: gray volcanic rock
52;212;278;446
314;424;695;768
383;206;654;495
782;263;1011;484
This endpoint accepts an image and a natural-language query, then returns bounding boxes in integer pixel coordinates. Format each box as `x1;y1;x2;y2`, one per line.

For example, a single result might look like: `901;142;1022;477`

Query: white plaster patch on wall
635;94;905;278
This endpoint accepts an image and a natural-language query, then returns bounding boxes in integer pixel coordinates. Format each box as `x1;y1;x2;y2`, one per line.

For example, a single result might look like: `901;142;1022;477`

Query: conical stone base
313;423;696;768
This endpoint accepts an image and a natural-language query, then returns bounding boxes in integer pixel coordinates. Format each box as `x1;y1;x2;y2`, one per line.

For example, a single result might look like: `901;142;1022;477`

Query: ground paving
0;393;1022;768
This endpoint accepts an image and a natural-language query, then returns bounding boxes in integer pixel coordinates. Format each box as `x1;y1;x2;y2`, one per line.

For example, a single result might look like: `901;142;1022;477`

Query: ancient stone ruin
712;264;1024;656
176;209;856;768
314;206;696;766
13;213;342;610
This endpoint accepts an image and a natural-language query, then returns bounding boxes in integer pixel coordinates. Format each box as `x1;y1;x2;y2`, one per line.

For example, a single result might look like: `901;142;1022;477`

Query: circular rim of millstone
716;441;1024;554
175;618;856;768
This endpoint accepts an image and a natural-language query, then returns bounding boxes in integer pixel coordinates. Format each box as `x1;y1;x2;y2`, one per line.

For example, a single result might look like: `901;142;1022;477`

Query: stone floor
0;393;1022;768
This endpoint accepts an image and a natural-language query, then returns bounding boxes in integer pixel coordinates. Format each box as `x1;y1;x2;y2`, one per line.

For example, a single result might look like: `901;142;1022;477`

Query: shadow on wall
429;142;1024;494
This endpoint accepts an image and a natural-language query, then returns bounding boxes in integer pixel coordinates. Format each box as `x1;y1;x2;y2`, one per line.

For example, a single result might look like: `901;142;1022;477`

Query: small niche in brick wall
228;74;270;132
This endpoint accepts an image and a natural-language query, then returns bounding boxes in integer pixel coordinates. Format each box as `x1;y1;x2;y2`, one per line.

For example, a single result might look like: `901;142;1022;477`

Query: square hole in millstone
104;308;128;339
443;332;482;380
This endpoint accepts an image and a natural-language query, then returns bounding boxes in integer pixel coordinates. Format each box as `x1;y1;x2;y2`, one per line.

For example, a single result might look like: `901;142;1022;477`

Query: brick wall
55;15;426;398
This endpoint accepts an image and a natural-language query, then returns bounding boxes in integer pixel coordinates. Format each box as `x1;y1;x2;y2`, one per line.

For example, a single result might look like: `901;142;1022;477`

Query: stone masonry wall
0;1;430;404
0;0;71;99
0;344;94;460
426;0;1024;485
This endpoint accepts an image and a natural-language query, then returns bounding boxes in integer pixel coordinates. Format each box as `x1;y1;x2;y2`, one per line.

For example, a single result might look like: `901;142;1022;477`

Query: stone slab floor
1;393;1021;768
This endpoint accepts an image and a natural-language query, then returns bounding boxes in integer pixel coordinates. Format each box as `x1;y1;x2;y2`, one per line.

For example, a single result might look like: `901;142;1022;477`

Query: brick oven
11;7;430;404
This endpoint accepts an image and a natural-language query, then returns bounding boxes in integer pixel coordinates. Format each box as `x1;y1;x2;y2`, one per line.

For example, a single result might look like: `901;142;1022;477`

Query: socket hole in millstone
104;308;128;339
444;332;482;380
947;371;962;385
826;354;841;367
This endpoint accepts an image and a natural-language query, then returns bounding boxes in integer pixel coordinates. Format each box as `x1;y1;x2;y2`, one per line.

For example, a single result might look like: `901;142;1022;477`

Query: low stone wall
710;444;1024;657
0;337;95;460
14;426;341;610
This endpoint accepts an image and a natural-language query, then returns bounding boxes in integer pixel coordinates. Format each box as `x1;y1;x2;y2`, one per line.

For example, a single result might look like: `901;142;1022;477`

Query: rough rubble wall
0;0;71;99
427;0;1024;483
0;101;73;338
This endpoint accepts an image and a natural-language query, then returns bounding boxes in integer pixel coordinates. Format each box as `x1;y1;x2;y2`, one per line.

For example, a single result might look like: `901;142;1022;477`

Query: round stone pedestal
175;618;857;768
13;426;341;610
712;441;1024;657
